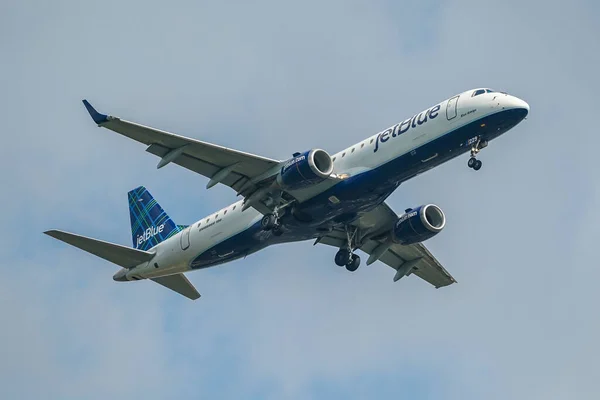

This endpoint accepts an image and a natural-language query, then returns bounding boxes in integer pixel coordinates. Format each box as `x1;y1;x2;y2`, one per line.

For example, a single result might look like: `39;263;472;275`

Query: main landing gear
261;200;294;236
335;249;361;272
261;213;284;236
334;225;361;272
467;138;487;171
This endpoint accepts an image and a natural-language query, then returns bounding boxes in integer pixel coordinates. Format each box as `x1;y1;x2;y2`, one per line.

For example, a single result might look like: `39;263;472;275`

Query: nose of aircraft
509;95;530;116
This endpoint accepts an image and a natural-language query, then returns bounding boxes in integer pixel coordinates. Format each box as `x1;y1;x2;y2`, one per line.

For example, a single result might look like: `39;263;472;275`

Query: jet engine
276;149;334;191
392;204;446;245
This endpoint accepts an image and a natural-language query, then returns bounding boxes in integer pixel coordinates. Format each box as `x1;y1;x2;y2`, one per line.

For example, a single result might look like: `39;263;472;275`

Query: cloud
1;0;599;399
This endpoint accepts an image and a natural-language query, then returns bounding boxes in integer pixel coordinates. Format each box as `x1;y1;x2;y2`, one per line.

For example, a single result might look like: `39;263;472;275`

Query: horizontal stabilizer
45;230;155;268
151;274;200;300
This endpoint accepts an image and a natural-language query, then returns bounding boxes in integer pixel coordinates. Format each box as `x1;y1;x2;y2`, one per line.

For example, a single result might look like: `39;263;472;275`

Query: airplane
45;88;529;300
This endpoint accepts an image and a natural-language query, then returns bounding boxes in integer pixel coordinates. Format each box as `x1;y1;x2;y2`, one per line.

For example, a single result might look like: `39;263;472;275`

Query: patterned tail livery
128;186;182;251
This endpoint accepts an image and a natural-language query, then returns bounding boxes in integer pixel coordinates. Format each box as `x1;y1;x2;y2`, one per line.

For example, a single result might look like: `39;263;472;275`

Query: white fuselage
125;89;529;281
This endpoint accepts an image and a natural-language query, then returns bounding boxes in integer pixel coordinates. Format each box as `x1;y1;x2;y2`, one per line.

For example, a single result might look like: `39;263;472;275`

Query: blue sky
2;0;600;399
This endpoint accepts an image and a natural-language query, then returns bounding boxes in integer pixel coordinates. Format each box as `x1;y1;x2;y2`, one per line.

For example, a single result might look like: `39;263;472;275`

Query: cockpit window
472;89;486;97
486;88;495;93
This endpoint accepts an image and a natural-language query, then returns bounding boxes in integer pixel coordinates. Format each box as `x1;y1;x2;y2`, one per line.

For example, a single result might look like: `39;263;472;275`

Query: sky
1;0;600;399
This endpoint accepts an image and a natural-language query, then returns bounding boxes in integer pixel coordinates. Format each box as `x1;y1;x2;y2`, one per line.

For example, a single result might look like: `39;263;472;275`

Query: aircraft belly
189;222;318;270
189;220;266;269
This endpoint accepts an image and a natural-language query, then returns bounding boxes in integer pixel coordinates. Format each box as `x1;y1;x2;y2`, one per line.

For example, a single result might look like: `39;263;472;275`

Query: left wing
318;202;457;288
82;100;281;213
151;274;201;300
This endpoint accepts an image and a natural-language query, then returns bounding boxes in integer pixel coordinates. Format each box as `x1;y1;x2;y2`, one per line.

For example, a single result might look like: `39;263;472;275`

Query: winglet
82;99;109;125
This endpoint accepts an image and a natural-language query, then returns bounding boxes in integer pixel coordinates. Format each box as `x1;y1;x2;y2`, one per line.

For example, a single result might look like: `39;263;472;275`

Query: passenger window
361;143;364;148
224;210;227;215
342;152;346;157
472;89;486;97
351;148;355;153
206;218;209;223
233;205;236;210
370;138;374;144
197;222;201;228
332;157;336;162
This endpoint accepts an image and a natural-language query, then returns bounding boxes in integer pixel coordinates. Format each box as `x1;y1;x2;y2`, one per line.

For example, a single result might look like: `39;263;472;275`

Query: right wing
82;100;281;213
318;202;457;288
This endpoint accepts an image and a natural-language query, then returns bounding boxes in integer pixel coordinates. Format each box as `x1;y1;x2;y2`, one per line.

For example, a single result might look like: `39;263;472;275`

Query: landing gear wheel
346;254;361;272
261;214;276;230
468;137;486;170
335;249;352;267
272;225;284;236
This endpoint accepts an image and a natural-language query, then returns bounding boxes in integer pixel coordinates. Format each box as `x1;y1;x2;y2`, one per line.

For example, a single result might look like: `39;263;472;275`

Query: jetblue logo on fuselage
374;104;441;152
136;224;165;247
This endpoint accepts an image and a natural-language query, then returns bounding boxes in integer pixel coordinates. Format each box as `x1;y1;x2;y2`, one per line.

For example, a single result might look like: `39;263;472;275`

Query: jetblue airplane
45;88;529;300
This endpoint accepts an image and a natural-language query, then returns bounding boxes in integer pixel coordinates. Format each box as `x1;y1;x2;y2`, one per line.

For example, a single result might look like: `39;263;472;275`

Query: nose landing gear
467;138;487;171
468;157;482;171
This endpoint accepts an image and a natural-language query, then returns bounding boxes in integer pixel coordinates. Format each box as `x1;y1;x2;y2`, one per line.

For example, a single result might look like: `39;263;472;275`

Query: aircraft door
180;227;190;250
446;96;459;120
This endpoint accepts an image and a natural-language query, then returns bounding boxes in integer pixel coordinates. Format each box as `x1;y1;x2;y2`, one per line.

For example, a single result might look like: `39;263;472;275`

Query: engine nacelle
392;204;446;245
276;149;334;191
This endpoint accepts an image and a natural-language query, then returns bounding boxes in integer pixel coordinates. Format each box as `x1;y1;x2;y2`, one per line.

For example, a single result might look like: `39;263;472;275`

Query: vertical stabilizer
128;186;182;251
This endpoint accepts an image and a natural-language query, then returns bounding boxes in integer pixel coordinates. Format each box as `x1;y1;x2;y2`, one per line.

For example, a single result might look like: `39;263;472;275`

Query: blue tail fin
128;186;183;251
